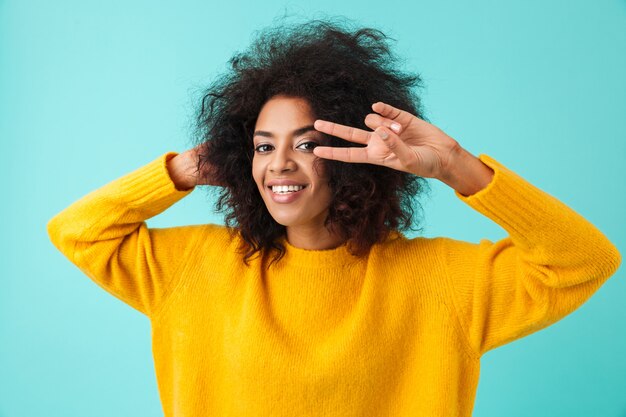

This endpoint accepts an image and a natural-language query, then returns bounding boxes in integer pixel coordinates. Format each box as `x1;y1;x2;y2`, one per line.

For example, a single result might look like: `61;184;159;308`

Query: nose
268;147;296;173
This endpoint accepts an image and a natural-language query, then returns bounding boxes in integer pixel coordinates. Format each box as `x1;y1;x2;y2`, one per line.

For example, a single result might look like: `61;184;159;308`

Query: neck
286;223;346;250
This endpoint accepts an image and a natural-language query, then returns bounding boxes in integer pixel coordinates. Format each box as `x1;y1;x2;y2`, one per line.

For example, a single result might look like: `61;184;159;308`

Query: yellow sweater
47;152;621;417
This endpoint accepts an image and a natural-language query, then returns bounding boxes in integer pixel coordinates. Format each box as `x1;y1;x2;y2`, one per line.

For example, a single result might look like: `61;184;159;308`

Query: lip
266;184;308;204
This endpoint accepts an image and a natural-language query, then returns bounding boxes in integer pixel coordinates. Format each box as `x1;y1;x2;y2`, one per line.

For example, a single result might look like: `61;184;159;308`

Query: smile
271;185;306;194
267;185;308;203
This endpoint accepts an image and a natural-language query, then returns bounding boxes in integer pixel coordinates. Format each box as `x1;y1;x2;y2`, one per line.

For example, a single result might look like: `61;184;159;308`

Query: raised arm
440;154;621;355
313;101;621;357
47;152;204;317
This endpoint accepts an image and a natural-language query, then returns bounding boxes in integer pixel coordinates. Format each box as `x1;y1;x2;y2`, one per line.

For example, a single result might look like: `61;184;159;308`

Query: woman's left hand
312;101;460;180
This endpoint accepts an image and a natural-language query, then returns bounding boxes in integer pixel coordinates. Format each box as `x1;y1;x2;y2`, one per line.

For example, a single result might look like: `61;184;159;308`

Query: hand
167;145;223;190
312;101;461;180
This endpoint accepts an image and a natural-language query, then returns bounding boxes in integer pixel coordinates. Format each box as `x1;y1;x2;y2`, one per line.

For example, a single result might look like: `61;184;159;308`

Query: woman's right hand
166;145;222;190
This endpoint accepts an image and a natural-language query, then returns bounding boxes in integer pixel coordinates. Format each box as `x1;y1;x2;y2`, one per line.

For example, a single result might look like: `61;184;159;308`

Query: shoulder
194;223;240;247
150;223;240;249
376;230;444;253
374;231;487;263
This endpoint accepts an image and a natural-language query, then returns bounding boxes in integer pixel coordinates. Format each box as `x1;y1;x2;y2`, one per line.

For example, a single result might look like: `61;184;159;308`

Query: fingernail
378;129;389;140
390;122;401;133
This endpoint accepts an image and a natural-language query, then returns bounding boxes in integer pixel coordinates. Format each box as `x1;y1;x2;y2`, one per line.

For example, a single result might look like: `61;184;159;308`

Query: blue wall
1;0;624;416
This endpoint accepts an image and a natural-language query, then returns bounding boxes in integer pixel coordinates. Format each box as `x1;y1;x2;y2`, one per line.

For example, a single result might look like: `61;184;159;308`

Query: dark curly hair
194;16;431;266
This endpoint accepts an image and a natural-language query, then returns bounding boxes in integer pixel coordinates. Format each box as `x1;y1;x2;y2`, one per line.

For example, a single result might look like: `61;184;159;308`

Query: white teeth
271;185;305;194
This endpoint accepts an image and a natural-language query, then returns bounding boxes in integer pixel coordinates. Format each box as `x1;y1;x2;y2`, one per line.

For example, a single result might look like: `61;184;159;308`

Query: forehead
255;96;314;130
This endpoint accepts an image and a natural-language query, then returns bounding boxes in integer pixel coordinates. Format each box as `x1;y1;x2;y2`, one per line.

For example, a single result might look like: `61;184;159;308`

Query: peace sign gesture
312;101;460;180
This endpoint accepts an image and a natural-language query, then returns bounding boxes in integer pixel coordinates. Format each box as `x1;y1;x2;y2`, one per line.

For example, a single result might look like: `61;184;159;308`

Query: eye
254;144;273;153
297;141;319;152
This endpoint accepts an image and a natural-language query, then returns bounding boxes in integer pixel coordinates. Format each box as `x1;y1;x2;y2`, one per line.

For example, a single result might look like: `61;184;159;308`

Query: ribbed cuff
454;154;571;250
119;152;195;215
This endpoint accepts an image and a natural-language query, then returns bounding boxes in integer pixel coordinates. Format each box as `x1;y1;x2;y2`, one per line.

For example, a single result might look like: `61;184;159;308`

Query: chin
268;213;304;227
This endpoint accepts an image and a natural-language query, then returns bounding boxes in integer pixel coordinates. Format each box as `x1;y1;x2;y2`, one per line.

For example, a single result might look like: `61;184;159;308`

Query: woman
47;19;621;417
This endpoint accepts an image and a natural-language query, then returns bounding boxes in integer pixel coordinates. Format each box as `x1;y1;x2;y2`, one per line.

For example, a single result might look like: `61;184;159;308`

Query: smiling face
252;95;333;231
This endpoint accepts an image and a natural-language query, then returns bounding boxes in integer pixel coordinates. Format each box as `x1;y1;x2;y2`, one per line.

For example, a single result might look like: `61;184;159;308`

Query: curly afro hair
194;16;431;266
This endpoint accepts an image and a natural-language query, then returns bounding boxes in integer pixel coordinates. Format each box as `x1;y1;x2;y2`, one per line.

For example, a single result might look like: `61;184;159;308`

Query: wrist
166;151;198;191
439;146;494;196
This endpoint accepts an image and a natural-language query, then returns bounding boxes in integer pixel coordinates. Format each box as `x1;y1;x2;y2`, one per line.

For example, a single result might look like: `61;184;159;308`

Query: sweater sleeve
442;154;622;357
46;152;201;317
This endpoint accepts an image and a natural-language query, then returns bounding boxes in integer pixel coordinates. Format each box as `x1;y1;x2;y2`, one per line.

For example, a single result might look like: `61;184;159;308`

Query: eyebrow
253;125;317;139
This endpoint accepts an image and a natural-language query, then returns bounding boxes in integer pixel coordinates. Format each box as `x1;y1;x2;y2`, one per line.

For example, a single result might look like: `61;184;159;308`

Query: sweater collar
273;235;360;269
270;231;402;269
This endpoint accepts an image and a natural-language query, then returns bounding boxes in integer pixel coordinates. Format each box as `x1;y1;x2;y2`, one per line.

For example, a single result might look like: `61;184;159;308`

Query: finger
312;145;369;163
375;126;417;169
364;113;403;135
371;102;416;127
314;120;372;145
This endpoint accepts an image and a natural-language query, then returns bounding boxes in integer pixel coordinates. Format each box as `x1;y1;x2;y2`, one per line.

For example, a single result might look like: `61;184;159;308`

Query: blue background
1;0;625;416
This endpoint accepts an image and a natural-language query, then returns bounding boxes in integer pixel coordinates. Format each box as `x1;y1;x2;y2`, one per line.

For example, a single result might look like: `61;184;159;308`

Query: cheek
312;175;333;204
311;158;329;182
320;183;333;202
251;160;262;188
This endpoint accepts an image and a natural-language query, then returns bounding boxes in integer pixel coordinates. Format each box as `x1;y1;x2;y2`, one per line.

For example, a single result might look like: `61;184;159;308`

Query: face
252;95;332;230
